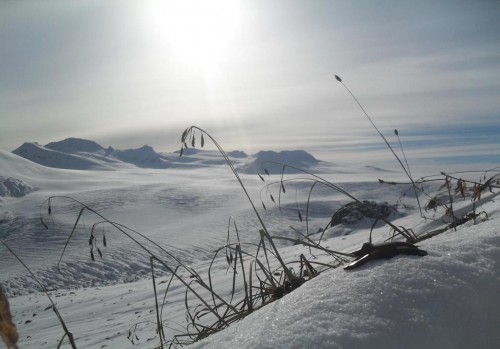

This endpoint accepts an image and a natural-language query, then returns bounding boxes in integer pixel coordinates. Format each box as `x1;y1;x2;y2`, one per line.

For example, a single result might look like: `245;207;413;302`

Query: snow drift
192;219;500;349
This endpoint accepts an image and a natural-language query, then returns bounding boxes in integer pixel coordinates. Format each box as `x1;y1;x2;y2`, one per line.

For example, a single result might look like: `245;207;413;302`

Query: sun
150;0;241;73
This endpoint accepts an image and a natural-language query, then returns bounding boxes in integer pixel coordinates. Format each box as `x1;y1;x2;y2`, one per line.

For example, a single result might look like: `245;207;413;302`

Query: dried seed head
201;134;205;148
298;209;303;222
258;174;265;182
335;74;342;82
264;169;270;176
262;202;267;210
191;134;195;148
103;233;107;247
179;147;184;157
394;129;399;136
270;194;275;202
281;183;286;193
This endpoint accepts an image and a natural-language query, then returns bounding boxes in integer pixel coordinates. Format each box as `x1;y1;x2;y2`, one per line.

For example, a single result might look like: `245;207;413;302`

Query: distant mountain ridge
11;137;321;172
238;150;320;174
12;138;165;170
45;138;104;154
12;142;113;170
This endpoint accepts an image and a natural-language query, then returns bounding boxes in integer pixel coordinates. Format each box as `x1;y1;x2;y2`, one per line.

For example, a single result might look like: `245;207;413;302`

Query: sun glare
150;0;241;73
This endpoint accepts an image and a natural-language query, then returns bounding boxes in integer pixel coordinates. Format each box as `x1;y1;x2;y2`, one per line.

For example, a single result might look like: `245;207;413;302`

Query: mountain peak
45;138;104;154
238;150;319;174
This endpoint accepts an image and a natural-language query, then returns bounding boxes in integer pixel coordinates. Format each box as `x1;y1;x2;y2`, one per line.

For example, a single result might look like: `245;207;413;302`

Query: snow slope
1;148;499;349
192;218;500;349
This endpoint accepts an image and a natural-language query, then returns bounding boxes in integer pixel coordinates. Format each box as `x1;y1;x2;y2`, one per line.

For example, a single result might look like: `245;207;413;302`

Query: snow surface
0;147;499;349
192;221;500;349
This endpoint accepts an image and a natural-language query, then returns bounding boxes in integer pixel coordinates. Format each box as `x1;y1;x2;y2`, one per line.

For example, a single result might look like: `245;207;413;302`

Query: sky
1;0;499;168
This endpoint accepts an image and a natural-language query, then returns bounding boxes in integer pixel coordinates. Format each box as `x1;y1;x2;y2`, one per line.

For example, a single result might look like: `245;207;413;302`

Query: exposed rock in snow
0;177;35;198
329;200;397;227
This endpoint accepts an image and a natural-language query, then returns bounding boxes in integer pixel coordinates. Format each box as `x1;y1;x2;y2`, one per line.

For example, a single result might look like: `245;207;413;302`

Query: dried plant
335;74;425;218
0;285;18;349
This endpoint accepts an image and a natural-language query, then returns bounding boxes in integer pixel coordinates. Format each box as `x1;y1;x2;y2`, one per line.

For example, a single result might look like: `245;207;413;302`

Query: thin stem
0;240;77;349
150;258;165;349
181;126;294;281
336;75;424;218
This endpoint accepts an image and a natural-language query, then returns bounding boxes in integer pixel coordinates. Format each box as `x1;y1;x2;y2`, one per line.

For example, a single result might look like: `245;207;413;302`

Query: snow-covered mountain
44;137;105;154
238;150;321;174
11;141;116;170
11;138;171;170
113;145;170;169
11;138;324;173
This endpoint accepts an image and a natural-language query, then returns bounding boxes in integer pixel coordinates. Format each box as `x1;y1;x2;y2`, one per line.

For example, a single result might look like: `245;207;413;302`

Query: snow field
1;149;499;348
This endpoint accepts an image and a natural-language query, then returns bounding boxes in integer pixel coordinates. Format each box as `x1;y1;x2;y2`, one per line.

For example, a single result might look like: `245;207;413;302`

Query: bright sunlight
150;0;241;73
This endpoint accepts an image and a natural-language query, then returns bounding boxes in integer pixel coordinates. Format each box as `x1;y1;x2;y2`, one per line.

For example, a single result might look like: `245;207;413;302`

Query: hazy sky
1;0;499;167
